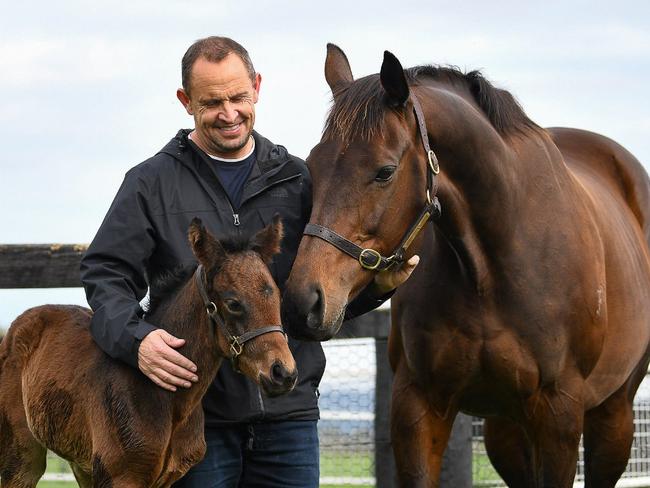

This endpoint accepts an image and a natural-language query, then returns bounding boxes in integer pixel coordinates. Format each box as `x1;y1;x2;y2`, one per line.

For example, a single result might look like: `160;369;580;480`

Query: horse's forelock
323;65;538;144
323;74;395;144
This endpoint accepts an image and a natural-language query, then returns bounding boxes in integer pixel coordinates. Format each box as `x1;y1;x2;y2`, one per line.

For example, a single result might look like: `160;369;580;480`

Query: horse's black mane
323;65;538;143
146;235;259;315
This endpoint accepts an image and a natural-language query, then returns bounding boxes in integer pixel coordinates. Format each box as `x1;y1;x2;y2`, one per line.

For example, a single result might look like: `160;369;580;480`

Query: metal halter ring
359;248;382;270
206;302;218;315
428;150;440;175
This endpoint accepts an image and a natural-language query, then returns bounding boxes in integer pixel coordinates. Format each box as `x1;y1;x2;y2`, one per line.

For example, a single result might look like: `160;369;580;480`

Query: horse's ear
251;215;284;265
380;50;409;107
325;43;353;95
188;218;226;269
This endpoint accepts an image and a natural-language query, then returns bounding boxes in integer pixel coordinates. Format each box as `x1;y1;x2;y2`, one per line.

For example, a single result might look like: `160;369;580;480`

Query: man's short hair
181;36;256;95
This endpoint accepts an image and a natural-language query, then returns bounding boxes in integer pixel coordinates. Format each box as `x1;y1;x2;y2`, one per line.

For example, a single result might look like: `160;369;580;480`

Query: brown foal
0;217;296;488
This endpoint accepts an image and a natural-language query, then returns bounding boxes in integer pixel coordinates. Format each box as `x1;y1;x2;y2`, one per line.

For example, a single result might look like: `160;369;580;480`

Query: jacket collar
159;129;291;176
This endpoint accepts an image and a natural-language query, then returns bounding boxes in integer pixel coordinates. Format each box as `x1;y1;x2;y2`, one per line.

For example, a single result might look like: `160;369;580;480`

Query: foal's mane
323;65;538;143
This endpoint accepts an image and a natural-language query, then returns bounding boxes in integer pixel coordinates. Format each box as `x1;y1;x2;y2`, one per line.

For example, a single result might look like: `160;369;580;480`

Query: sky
1;0;648;327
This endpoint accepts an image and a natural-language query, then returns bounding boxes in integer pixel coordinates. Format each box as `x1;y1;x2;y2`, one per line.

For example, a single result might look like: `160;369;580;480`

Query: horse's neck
418;87;571;293
148;281;223;412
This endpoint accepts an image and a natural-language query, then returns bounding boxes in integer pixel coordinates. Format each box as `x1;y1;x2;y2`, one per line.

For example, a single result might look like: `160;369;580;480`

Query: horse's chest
402;321;542;409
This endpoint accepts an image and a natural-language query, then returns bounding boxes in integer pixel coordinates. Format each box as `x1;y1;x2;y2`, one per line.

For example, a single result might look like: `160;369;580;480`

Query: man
81;36;418;488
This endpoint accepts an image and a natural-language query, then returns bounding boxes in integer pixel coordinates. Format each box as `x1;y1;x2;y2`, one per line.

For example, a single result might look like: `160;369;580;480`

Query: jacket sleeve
80;168;159;368
344;287;394;320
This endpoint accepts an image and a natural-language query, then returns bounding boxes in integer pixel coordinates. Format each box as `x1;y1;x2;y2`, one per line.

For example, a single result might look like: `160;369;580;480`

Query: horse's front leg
523;378;585;487
391;361;456;488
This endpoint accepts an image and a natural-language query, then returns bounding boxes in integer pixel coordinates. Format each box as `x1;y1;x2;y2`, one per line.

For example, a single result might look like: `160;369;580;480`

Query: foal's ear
325;43;354;96
380;50;409;107
251;215;284;265
188;218;226;269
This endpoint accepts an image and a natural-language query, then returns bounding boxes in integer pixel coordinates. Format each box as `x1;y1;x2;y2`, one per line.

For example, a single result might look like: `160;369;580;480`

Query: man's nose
218;101;238;122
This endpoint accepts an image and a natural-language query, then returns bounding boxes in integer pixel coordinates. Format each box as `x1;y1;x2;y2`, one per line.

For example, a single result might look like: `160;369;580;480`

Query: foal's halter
303;94;441;272
194;265;286;367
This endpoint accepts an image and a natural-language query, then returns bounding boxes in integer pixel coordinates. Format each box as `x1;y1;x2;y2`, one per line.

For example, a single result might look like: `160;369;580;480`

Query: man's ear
188;218;225;269
253;73;262;103
177;88;193;115
251;215;284;265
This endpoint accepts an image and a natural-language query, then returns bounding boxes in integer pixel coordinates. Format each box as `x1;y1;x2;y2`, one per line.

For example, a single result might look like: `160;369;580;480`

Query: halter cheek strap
303;93;441;271
193;265;286;367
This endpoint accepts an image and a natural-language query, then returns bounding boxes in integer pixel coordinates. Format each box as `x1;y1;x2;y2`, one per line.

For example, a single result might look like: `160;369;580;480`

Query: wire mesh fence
39;338;650;487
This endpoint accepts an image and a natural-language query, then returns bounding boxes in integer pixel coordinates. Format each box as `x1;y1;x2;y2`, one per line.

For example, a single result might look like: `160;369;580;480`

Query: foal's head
188;216;297;396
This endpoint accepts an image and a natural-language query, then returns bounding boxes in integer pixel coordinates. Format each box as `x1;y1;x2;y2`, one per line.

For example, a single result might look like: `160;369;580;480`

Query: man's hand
138;329;199;392
372;255;420;295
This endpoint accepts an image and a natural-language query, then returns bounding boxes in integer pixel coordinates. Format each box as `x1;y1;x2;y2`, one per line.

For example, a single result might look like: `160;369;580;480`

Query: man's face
177;54;261;158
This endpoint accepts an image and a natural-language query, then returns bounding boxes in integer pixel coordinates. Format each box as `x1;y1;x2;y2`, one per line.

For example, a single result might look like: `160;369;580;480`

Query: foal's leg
70;463;92;488
390;361;456;488
484;416;532;486
582;361;647;488
0;428;46;488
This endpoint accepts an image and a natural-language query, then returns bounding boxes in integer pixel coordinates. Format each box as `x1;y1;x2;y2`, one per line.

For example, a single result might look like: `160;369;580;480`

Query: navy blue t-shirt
191;140;256;211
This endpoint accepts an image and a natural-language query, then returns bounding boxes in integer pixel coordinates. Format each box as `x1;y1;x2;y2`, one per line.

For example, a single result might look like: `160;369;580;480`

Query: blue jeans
173;420;319;488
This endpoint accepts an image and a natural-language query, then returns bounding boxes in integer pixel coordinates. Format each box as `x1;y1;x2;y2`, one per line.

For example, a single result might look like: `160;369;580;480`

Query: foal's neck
147;278;223;412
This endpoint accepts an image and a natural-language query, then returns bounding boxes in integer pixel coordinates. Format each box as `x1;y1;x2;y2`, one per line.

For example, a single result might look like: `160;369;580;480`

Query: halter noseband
303;94;441;272
193;265;286;367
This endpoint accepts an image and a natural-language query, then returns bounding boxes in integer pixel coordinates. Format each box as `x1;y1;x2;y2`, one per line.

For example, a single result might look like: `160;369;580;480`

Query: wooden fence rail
0;243;473;487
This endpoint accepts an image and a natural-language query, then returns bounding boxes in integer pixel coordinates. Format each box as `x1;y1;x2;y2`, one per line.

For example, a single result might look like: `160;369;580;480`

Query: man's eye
375;165;397;182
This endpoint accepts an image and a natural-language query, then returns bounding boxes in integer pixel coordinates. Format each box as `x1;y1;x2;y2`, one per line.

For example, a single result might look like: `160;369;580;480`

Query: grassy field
39;450;502;487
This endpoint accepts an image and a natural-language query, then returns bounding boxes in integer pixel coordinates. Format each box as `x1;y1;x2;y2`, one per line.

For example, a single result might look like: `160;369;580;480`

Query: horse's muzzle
260;360;298;397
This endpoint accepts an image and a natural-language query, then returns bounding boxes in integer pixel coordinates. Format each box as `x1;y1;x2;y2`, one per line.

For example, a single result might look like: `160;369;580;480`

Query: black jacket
81;129;384;425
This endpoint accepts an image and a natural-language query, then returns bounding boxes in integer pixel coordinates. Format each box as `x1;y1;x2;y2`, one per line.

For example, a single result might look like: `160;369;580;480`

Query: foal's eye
224;299;244;314
374;165;397;182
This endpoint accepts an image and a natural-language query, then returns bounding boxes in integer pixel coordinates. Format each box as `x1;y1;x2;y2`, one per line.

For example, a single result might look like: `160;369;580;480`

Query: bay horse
282;44;650;487
0;217;297;488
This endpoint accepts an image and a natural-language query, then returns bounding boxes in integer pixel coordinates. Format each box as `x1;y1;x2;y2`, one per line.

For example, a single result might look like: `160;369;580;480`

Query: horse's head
283;45;435;341
189;216;297;396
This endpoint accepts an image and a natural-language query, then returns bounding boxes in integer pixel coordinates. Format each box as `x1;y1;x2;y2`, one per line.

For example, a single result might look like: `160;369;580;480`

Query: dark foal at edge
282;45;650;487
0;217;297;488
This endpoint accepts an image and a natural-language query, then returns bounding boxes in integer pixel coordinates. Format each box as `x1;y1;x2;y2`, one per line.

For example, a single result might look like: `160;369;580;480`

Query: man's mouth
216;123;242;134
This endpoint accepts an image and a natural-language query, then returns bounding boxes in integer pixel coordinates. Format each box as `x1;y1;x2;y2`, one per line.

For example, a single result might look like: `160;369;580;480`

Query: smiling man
81;36;417;488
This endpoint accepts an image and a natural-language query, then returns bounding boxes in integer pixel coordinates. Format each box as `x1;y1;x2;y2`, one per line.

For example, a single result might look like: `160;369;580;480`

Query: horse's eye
375;165;397;182
224;299;244;314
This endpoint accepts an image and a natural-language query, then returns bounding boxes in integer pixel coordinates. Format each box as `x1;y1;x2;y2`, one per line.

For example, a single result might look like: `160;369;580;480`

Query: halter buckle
428;150;440;175
230;338;243;358
359;248;382;270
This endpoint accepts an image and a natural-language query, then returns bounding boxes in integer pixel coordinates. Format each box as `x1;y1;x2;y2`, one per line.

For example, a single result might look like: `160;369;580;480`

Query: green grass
39;449;503;487
320;450;373;477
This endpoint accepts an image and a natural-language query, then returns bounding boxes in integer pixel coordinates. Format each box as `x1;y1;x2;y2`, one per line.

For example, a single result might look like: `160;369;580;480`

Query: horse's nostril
271;362;285;383
306;285;324;330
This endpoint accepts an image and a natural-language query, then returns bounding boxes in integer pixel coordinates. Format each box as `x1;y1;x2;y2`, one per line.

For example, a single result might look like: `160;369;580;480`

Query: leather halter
303;94;441;272
194;265;286;367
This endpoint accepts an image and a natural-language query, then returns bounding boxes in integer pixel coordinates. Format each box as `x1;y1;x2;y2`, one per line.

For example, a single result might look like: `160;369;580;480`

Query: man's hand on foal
372;255;420;295
138;329;199;392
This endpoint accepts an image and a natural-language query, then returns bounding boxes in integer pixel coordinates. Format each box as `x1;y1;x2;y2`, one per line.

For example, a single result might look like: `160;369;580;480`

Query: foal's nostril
271;362;285;384
270;361;297;387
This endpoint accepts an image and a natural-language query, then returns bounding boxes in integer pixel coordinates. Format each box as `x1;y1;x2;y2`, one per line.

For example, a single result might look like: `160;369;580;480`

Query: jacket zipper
243;173;301;418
